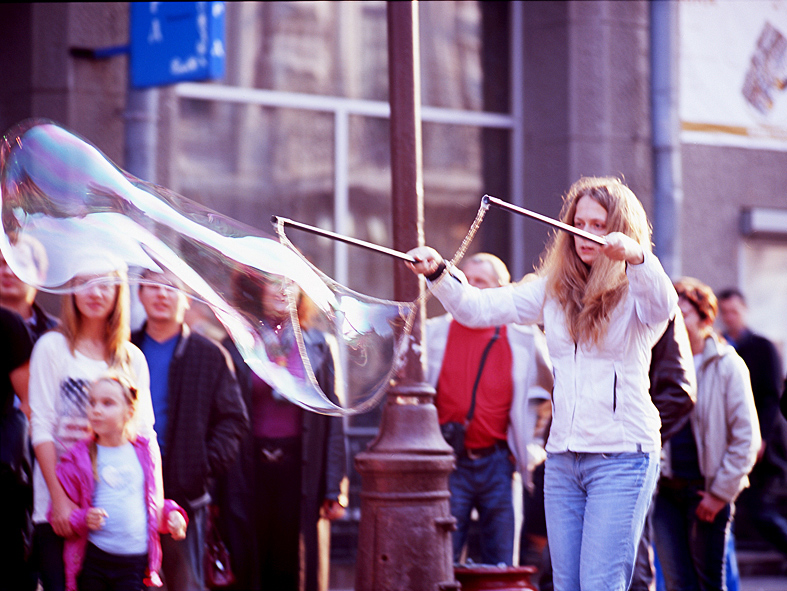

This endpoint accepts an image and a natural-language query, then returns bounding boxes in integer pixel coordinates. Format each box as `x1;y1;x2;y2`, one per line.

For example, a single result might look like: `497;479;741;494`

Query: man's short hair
139;268;186;292
460;253;511;285
717;287;745;305
10;233;49;283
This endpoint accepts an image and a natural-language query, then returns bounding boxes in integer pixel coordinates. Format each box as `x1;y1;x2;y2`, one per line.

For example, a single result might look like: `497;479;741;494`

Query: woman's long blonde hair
537;177;652;345
59;268;132;368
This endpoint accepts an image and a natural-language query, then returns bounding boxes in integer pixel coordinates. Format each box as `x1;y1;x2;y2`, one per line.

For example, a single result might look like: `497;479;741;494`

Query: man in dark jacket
629;309;697;591
132;273;248;591
0;245;58;346
1;307;35;590
719;288;787;560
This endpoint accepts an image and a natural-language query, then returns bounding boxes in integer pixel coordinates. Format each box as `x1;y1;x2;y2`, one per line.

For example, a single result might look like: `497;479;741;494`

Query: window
171;0;521;529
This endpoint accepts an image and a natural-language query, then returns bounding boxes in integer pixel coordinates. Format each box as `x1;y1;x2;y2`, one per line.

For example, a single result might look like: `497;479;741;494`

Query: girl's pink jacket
52;435;188;591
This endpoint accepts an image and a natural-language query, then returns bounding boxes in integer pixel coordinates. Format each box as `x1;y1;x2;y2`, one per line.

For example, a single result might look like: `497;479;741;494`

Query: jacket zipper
613;370;617;412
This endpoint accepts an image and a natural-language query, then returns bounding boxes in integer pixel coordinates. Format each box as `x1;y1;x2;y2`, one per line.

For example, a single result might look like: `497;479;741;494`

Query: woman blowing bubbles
408;177;678;591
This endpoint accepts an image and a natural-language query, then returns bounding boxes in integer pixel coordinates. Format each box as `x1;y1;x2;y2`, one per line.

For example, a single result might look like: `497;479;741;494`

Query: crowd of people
0;246;346;591
2;175;787;591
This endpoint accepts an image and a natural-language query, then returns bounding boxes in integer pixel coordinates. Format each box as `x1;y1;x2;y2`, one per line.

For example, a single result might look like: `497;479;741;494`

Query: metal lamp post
353;2;458;590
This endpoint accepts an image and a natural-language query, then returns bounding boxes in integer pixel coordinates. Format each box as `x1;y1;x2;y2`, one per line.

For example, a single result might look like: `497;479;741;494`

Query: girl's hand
696;490;725;523
50;494;78;537
406;247;443;277
600;232;644;265
320;499;346;521
167;510;187;540
86;508;108;531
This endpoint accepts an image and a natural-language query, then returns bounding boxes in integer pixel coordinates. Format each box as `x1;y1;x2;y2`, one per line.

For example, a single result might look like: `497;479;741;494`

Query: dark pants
254;436;302;590
0;407;36;591
78;542;147;591
160;495;209;591
630;491;657;591
653;481;732;591
32;522;65;591
735;475;787;557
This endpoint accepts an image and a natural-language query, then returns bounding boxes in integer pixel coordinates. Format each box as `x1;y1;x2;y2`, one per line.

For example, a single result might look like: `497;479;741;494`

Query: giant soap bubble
1;119;416;415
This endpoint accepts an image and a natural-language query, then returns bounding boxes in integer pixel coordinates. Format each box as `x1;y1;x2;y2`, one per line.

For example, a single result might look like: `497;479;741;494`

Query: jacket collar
699;332;730;368
134;322;191;359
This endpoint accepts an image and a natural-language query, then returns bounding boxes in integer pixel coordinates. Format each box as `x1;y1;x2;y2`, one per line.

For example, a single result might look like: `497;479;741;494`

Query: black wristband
425;262;446;282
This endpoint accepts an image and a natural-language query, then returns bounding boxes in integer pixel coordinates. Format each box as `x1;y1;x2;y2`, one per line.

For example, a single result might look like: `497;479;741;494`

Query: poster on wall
680;0;787;150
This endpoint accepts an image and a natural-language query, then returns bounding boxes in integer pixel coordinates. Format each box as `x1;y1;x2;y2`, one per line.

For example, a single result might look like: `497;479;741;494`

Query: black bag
204;505;235;588
440;421;466;457
440;327;500;456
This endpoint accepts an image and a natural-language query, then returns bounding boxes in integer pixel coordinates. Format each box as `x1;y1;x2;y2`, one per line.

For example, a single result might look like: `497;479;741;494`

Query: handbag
440;326;501;455
204;504;235;588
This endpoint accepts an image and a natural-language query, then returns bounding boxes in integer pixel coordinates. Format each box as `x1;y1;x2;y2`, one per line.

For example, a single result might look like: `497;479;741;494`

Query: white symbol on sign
148;18;163;44
211;39;225;58
171;56;207;75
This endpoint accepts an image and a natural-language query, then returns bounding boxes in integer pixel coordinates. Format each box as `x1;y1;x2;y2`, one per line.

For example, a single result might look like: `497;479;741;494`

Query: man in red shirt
426;253;552;565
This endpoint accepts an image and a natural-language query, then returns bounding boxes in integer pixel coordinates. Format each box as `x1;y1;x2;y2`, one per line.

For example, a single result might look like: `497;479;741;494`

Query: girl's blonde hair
536;176;652;345
59;268;132;369
88;371;139;480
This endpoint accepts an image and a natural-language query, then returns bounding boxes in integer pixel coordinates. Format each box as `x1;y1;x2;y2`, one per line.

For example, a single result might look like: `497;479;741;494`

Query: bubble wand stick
482;194;606;245
272;216;419;263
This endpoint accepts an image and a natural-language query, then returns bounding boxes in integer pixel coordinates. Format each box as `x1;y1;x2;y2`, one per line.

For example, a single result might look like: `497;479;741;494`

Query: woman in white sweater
29;260;156;591
653;278;760;591
408;177;677;591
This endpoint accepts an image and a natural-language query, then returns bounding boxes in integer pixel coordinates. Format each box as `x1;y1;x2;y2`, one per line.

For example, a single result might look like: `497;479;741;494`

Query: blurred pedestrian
426;254;553;565
653;278;760;591
215;273;346;591
718;288;787;561
0;236;58;344
0;306;36;590
1;239;58;422
133;272;248;590
630;309;697;591
29;258;157;591
55;372;187;591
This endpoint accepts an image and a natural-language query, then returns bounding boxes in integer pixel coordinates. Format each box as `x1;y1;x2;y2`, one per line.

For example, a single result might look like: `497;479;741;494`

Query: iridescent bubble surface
1;120;415;415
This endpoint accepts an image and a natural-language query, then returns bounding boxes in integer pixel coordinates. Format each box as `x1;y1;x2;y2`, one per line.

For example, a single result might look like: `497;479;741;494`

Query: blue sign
130;2;226;88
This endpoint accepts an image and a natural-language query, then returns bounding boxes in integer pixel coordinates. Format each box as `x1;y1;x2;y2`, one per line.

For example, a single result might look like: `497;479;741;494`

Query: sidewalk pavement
740;575;787;591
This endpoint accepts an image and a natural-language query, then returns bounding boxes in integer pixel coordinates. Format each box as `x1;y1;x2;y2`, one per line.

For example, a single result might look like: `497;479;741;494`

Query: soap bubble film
1;120;415;415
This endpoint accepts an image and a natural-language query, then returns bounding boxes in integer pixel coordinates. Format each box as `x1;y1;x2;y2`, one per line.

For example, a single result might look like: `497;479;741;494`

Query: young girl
408;177;677;590
54;373;187;591
29;261;158;591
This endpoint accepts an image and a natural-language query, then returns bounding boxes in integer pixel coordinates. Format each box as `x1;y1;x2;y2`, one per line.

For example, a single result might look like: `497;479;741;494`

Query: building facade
3;0;787;574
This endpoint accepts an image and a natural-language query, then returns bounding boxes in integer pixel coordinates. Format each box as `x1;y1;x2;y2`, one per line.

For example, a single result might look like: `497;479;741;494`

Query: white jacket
425;314;553;482
431;251;677;454
661;334;761;503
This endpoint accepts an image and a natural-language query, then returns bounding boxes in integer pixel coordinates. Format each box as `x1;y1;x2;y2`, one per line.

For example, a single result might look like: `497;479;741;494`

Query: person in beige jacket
653;277;761;591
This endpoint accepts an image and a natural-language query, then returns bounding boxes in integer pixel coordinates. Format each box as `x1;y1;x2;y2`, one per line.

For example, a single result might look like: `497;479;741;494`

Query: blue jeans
652;480;732;591
544;450;659;591
449;445;515;565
